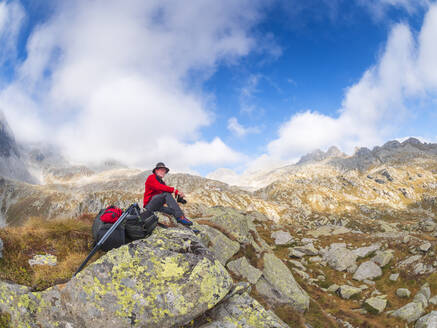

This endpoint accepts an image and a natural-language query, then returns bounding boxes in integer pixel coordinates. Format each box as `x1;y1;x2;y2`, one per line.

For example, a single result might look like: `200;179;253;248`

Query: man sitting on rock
143;162;193;226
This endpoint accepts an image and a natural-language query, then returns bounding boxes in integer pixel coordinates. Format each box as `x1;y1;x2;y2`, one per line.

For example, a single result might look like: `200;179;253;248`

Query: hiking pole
73;203;137;277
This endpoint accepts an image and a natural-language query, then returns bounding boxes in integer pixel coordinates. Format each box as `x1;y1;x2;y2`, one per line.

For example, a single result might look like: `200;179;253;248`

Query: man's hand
178;191;185;198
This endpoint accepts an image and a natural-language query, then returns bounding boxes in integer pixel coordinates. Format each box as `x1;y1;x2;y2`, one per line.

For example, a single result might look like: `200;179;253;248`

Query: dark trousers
145;192;184;219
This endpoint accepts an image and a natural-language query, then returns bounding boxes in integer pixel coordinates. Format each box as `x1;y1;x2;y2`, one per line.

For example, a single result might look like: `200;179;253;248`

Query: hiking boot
176;216;193;226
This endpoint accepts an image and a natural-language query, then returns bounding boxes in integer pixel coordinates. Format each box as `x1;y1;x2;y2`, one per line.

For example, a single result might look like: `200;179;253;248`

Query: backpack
91;204;158;250
91;206;125;251
100;206;123;223
125;207;158;242
96;221;125;252
91;208;106;242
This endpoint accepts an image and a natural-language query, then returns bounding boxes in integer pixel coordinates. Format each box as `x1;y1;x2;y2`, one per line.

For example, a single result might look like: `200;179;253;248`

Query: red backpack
100;206;123;223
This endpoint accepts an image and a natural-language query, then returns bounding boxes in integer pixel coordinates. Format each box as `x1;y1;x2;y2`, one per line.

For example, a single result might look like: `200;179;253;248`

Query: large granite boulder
196;224;240;265
202;207;253;243
0;228;234;328
200;206;270;254
255;253;310;312
199;291;288;328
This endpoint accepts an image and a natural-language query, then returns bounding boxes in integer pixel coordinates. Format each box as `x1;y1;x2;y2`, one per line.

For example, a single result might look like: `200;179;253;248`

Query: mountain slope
0;113;36;184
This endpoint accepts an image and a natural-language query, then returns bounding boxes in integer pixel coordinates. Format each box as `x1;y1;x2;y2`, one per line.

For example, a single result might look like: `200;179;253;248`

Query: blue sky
204;3;425;146
0;0;436;176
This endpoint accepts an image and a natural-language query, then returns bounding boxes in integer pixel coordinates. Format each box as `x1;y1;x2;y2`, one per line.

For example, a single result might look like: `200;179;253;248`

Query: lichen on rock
0;227;234;328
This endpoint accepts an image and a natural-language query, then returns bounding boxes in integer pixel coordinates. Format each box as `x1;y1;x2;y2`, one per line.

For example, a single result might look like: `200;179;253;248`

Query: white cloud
0;0;268;171
0;1;25;67
240;74;262;114
357;0;430;19
254;3;437;169
227;117;260;136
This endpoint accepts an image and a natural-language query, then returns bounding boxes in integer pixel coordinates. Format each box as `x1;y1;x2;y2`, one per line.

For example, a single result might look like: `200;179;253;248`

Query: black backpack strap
157;222;169;229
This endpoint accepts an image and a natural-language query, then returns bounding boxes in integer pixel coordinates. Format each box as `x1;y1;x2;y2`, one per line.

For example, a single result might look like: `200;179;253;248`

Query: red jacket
143;174;179;207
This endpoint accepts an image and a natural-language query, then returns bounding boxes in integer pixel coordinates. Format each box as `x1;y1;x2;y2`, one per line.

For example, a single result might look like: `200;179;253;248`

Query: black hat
153;162;169;174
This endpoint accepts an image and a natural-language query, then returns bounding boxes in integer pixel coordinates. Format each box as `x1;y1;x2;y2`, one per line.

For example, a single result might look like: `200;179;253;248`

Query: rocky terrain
2;112;437;326
3;203;437;327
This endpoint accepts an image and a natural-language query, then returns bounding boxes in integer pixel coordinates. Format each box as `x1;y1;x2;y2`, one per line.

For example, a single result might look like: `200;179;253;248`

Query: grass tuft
0;215;102;291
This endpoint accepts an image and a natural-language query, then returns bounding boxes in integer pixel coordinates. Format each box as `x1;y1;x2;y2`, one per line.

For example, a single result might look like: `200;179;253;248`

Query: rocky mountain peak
297;145;345;165
0;112;18;158
325;145;344;158
0;113;35;183
381;140;402;150
402;137;423;146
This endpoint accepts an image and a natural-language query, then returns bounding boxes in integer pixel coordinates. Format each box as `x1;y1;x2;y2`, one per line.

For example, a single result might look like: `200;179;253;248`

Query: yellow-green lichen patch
53;228;234;326
0;311;11;328
191;258;231;308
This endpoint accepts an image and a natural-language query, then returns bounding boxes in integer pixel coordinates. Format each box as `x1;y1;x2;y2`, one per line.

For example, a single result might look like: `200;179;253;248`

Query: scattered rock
293;269;310;280
327;284;340;293
396;288;411;298
200;291;288;328
419;218;437;232
28;254;57;266
363;296;387;314
372;250;393;267
391;302;425;323
256;253;310;312
417;283;431;301
352;244;381;258
363;279;376;286
398;255;422;267
353;261;382;281
419;242;432;253
413;262;434;275
414;293;428;308
429;296;437;305
292;243;319;256
380;169;393;181
337;285;361;300
389;273;399;282
308;225;350;238
322;243;357;272
309;256;322;263
288;259;306;271
271;230;294;245
415;311;437;328
289;248;306;259
227;257;263;285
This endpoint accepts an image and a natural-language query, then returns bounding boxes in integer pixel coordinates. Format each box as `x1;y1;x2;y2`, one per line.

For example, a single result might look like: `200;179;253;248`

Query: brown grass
0;215;102;291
